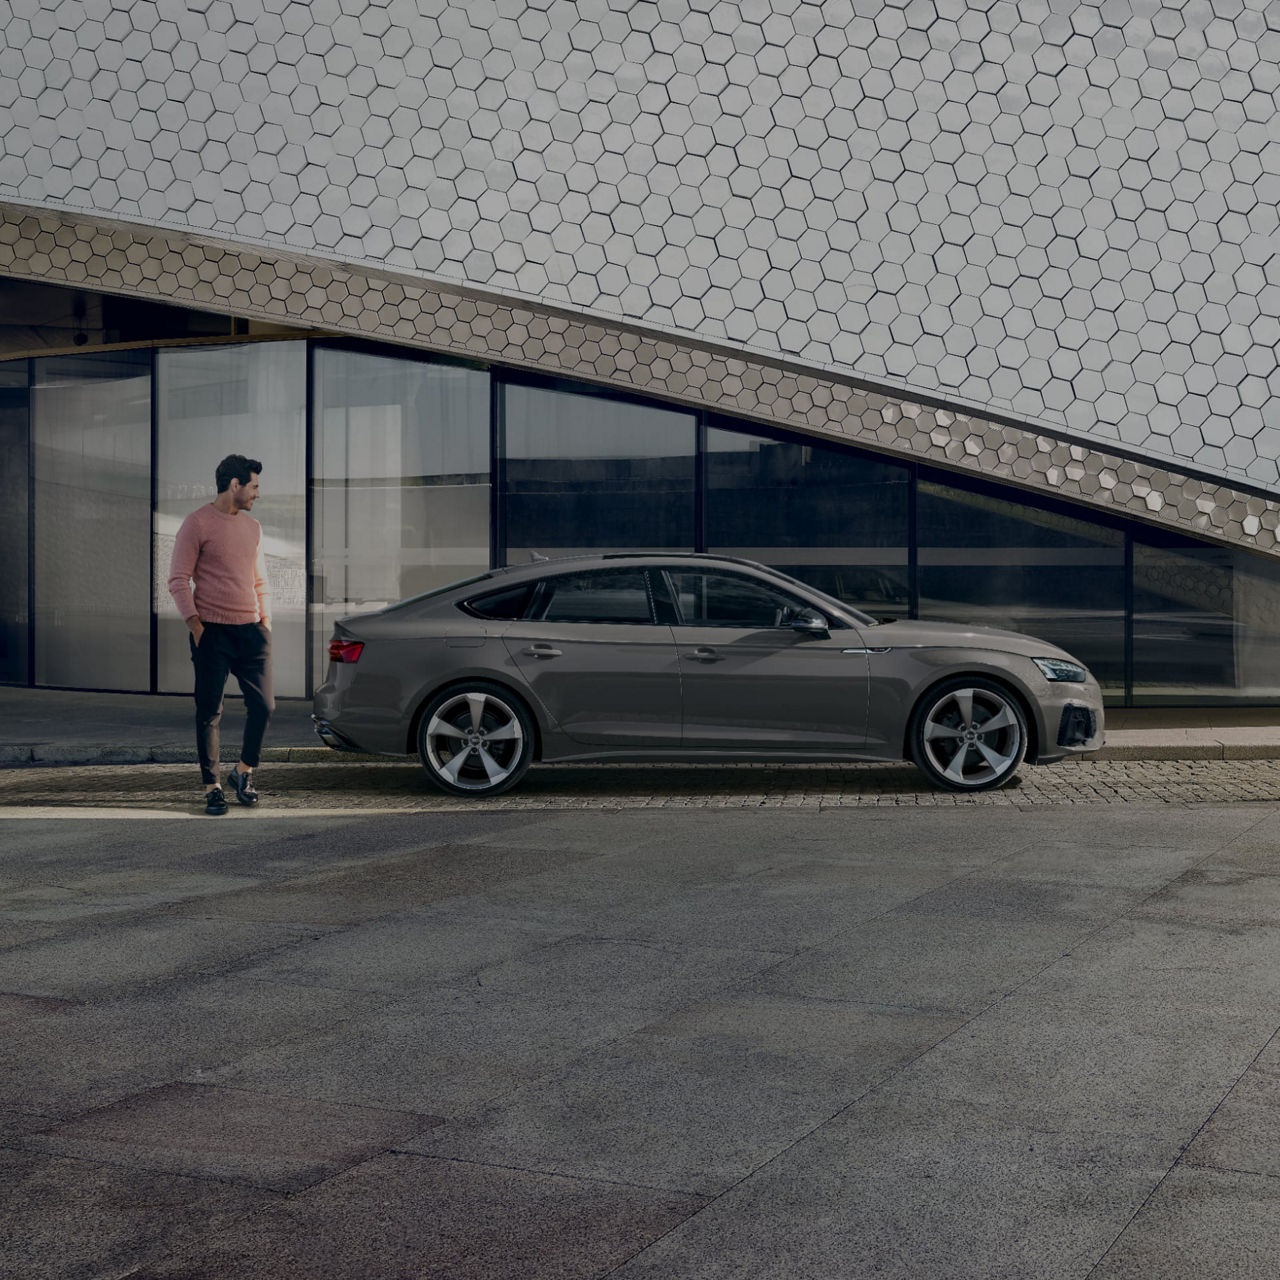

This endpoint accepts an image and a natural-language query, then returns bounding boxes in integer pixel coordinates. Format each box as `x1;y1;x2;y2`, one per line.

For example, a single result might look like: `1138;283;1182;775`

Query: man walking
168;454;274;816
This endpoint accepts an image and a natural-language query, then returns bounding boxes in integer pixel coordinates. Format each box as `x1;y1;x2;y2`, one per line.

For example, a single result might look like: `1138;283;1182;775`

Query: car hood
861;618;1081;662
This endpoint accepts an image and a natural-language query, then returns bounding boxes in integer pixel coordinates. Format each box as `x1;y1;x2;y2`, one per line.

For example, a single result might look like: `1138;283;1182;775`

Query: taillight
328;639;364;664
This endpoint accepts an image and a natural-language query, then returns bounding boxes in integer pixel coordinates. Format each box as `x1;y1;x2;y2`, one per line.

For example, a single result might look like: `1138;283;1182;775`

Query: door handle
687;647;722;663
521;644;562;658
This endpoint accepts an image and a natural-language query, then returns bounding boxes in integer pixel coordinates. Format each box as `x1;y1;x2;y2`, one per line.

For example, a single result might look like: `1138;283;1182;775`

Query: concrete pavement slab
885;991;1267;1142
0;915;327;1000
1089;1166;1280;1280
1015;917;1280;1012
977;839;1215;889
608;1095;1176;1280
162;840;598;926
453;934;790;1015
1129;863;1280;928
890;875;1150;926
22;1083;439;1192
0;919;59;950
1184;1053;1280;1180
0;1147;267;1280
1201;835;1280;876
3;800;1280;1275
0;869;261;925
209;985;677;1116
0;974;390;1115
601;869;962;952
128;1152;707;1280
411;996;965;1196
0;1109;57;1143
234;905;583;996
752;912;1096;1015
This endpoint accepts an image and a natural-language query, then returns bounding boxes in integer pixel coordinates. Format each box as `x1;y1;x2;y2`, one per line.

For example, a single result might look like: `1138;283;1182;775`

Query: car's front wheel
417;682;534;797
909;678;1027;792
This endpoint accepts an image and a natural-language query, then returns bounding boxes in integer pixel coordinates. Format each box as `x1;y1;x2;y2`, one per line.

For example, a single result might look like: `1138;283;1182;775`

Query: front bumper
1033;684;1105;763
1057;702;1099;748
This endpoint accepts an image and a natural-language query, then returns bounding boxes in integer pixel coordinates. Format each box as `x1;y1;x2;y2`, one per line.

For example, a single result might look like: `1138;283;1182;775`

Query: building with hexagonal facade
1;0;1278;705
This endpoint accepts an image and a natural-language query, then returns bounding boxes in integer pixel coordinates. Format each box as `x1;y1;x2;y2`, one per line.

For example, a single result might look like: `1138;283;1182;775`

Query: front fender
864;647;1047;759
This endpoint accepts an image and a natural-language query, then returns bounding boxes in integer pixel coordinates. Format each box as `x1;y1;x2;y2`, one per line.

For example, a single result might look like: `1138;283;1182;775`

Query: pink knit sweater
168;503;272;625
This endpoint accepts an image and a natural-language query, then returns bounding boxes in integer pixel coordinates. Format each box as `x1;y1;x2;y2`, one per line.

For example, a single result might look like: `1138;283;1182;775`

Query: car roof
473;551;774;586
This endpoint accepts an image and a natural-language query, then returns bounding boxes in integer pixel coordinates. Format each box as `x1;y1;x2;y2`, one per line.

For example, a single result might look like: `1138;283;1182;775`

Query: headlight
1033;656;1087;683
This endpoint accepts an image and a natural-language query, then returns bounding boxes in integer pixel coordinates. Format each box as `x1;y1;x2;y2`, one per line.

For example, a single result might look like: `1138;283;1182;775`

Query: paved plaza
2;759;1280;1277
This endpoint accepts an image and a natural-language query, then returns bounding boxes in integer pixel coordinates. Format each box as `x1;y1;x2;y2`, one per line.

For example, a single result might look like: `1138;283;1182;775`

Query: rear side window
462;584;532;620
535;569;654;624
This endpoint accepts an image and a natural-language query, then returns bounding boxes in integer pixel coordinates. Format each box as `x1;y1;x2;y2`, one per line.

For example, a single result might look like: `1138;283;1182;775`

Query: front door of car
665;569;871;750
502;567;682;747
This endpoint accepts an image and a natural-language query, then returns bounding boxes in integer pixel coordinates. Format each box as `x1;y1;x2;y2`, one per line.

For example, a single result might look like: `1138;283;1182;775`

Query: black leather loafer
226;767;259;806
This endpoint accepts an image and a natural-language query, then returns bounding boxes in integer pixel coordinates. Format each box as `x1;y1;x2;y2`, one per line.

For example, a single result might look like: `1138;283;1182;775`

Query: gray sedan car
313;552;1104;796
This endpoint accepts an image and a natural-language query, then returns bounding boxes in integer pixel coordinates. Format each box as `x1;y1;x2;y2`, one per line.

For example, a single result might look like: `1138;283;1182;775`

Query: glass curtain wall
310;346;490;675
705;423;911;617
8;321;1280;707
501;381;696;561
155;342;307;696
32;351;152;689
0;363;29;683
1132;532;1280;703
916;475;1127;695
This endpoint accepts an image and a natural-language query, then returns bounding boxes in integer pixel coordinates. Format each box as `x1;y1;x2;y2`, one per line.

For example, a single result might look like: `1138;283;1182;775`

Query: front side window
534;569;654;624
668;571;809;628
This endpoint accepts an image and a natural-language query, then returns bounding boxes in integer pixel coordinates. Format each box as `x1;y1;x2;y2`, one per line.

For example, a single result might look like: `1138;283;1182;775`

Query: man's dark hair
215;454;263;493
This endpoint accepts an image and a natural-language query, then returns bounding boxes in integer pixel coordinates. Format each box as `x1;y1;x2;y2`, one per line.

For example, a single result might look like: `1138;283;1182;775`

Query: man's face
230;474;260;511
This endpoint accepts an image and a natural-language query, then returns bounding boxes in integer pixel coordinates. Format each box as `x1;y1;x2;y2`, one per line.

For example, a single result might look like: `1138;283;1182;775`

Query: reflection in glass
0;276;301;360
1133;536;1280;704
537;569;652;625
0;362;30;683
502;383;695;560
33;352;151;689
917;477;1125;695
705;425;910;617
669;570;806;628
156;343;307;696
311;347;490;677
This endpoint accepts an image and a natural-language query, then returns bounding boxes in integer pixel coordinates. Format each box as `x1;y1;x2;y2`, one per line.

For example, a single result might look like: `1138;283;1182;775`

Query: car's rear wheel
417;682;534;797
909;678;1027;792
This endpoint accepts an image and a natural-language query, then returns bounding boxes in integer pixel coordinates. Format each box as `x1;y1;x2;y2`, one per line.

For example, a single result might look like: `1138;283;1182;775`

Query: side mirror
788;607;829;636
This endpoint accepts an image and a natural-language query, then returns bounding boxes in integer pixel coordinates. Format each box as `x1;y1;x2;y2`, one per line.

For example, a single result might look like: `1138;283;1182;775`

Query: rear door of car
664;568;871;750
501;567;682;747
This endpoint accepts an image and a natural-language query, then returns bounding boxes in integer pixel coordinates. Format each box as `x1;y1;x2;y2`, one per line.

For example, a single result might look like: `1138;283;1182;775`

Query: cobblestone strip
1;760;1278;812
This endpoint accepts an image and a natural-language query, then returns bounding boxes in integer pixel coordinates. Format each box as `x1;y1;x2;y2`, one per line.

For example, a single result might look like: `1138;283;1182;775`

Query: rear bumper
311;715;367;753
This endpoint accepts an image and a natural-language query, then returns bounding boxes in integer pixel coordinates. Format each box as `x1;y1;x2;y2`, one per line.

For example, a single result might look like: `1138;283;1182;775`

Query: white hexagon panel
0;0;1278;490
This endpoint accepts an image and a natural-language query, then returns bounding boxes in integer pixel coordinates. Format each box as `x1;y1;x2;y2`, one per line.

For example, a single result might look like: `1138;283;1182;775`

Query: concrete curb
0;745;373;766
4;741;1280;767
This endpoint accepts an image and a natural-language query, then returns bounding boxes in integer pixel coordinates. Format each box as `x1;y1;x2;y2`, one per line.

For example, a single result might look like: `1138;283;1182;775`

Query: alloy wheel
913;682;1026;791
419;685;533;795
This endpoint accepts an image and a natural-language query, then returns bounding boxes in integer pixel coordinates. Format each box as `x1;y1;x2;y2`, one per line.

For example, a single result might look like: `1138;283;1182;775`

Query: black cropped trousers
191;621;274;786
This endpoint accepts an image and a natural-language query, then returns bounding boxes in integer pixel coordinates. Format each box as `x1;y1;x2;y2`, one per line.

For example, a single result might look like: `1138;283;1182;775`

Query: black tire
416;681;535;798
908;677;1027;792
